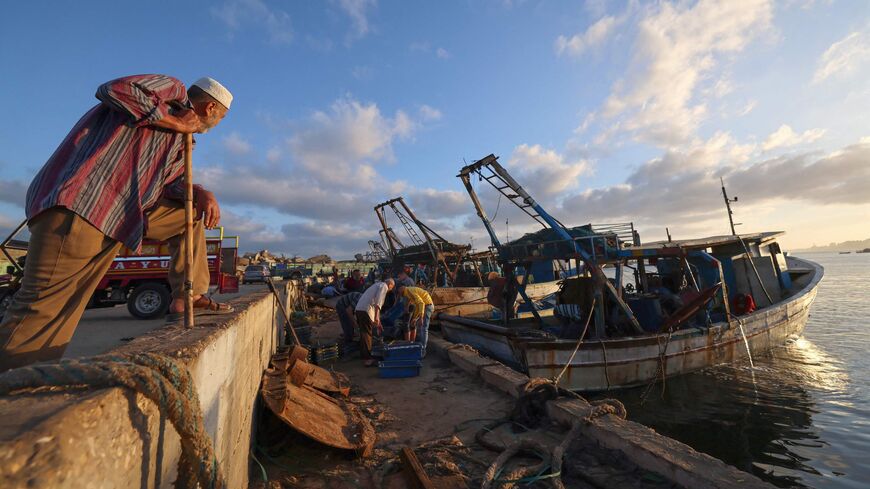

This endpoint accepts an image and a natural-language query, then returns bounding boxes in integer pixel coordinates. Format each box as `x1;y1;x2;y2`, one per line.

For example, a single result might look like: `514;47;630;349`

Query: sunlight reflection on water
592;253;870;488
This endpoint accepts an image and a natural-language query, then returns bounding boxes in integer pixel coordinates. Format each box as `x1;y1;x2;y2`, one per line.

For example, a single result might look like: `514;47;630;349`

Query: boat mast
719;177;773;305
720;177;739;236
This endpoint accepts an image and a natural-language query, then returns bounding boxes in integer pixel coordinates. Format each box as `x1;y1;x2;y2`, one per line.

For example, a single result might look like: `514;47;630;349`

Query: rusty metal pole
183;133;195;329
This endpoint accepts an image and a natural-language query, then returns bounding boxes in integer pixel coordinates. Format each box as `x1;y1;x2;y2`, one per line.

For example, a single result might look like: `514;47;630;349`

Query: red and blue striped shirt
26;74;192;252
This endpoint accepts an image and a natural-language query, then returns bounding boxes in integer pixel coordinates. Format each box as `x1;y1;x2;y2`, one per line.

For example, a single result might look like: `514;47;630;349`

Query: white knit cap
192;77;233;109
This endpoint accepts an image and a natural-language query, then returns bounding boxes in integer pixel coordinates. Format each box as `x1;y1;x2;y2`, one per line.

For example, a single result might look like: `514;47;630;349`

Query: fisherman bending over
396;285;434;354
335;291;362;347
0;75;234;372
355;278;395;366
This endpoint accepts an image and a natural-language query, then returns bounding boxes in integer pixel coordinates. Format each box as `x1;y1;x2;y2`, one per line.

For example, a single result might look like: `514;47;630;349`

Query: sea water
592;252;870;488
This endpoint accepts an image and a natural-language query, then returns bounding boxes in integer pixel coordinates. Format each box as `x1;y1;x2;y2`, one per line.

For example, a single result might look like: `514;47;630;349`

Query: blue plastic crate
378;359;422;378
383;341;423;361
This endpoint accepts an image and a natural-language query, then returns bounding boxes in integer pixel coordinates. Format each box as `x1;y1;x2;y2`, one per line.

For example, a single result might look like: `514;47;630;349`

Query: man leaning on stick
0;74;235;372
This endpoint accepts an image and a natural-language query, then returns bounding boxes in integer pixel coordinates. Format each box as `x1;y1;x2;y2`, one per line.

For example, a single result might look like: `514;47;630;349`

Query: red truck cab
92;228;240;318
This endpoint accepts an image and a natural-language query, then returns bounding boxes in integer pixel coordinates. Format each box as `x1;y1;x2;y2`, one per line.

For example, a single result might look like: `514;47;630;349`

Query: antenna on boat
720;177;742;235
719;177;773;306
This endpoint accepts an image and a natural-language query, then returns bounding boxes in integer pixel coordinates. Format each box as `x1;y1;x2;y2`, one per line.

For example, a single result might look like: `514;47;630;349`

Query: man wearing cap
0;74;233;372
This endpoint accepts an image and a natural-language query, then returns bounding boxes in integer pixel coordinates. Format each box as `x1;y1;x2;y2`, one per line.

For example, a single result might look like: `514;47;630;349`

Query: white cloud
813;30;870;84
737;100;757;117
195;95;451;256
265;147;282;163
288;97;419;189
507;144;591;198
406;188;469;220
599;0;772;147
418;105;442;122
335;0;377;40
211;0;293;44
560;138;870;228
761;124;826;152
410;41;451;60
222;132;252;156
555;15;620;56
352;65;374;80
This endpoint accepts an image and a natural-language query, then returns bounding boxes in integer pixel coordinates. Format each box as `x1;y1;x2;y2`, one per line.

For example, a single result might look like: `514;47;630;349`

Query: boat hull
441;257;823;391
431;280;560;318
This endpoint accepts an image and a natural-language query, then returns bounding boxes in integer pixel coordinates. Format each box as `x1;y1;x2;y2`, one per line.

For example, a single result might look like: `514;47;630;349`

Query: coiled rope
0;353;223;489
479;378;626;489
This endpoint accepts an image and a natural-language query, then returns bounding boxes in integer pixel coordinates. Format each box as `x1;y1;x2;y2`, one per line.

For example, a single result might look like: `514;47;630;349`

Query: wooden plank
400;447;435;489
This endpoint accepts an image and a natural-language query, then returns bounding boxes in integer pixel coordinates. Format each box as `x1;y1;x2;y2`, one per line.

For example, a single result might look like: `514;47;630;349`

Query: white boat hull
441;257;823;391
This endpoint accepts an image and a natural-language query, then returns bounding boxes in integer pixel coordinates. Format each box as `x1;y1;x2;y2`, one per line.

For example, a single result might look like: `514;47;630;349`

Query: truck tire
127;283;170;319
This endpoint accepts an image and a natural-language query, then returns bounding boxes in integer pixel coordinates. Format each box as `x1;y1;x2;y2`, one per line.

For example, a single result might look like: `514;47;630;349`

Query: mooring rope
0;353;223;489
478;378;626;488
553;299;596;387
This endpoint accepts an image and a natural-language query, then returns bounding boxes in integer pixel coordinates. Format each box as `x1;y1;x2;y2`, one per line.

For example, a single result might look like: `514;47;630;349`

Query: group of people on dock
333;266;434;367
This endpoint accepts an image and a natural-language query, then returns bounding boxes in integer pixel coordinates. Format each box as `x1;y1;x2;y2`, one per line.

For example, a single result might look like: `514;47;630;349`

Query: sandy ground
317;320;514;447
63;283;268;358
254;316;680;489
253;318;517;488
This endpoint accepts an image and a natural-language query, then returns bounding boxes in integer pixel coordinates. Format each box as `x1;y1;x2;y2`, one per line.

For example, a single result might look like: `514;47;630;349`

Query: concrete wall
0;280;300;489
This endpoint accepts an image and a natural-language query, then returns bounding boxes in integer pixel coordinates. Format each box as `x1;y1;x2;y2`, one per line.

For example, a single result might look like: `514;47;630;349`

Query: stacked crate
311;341;340;365
378;341;423;378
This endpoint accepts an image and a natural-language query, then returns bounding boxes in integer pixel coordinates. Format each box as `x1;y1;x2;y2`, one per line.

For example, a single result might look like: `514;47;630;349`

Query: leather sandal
165;297;234;323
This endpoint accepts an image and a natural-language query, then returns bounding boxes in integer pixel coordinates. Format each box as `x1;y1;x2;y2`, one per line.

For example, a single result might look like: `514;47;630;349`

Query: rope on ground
0;353;223;489
478;378;627;488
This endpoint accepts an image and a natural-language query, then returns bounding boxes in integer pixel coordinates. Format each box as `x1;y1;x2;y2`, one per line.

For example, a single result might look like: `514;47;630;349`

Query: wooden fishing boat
430;280;560;317
440;252;823;391
439;155;825;391
369;195;563;319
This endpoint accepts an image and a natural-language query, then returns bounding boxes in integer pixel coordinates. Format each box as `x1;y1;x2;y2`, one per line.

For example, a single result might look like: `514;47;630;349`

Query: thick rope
479;378;626;488
0;353;223;489
553;298;596;386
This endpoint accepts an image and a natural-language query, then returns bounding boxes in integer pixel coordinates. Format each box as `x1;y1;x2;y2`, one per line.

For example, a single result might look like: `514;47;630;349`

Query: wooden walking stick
183;133;195;329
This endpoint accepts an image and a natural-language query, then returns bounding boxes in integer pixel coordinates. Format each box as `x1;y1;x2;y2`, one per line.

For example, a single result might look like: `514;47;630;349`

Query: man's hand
195;188;221;229
375;320;383;335
151;109;203;134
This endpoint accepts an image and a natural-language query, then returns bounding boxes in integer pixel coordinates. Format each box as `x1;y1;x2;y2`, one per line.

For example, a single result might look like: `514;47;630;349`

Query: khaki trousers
0;201;209;371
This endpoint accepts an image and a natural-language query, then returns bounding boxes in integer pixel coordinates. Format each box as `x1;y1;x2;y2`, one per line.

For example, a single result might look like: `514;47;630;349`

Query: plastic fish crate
378;359;422;378
311;342;340;365
382;341;423;361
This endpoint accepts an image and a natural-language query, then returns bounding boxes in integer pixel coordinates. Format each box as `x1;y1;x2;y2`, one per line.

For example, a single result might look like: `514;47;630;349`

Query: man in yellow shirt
397;285;434;354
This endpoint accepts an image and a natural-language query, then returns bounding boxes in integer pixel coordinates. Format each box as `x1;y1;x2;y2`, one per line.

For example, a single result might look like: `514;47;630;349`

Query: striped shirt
25;74;193;252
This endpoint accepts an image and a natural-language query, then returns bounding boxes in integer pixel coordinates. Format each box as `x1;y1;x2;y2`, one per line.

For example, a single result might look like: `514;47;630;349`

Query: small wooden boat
430;280;560;318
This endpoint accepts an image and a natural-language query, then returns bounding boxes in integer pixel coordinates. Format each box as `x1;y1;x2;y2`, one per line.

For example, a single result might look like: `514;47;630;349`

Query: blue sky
2;0;869;257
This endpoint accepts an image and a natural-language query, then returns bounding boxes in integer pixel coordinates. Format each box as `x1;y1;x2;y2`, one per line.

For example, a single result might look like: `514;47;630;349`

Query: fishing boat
372;196;560;317
438;155;824;391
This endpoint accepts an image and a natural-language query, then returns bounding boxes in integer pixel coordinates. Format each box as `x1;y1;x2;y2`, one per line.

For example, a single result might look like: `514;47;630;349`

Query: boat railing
588;222;635;245
497;233;620;263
